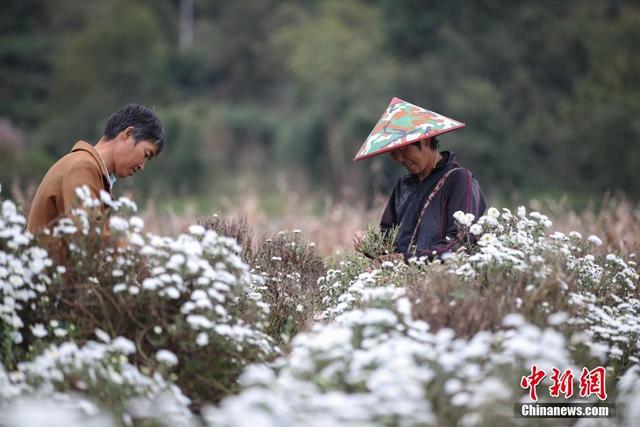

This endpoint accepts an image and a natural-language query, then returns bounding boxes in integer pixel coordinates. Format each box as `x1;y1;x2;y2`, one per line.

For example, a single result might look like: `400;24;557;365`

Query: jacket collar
71;141;109;178
403;150;460;182
71;141;111;188
435;150;460;170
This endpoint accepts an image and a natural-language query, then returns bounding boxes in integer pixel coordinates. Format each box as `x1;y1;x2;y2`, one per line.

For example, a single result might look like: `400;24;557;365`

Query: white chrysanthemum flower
111;337;136;355
28;258;45;274
196;332;209;347
30;323;47;338
112;283;127;293
166;254;186;270
8;275;23;287
502;313;526;327
548;311;569;326
99;189;114;207
129;216;144;229
478;233;498;246
188;224;205;235
453;211;475;227
550;231;567;240
487;207;500;218
95;328;111;343
469;224;483;236
109;216;129;231
142;278;160;290
186;315;212;329
156;349;178;366
587;235;603;246
164;287;180;299
129;233;145;246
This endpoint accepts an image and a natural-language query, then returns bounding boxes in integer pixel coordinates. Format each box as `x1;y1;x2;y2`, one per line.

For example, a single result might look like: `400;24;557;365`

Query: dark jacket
380;151;486;260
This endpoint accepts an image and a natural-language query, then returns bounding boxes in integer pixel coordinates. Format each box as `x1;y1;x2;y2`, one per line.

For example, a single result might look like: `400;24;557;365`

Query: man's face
390;140;431;175
113;128;159;178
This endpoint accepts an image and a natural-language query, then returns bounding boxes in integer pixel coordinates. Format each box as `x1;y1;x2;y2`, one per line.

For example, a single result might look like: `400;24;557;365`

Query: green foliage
358;223;399;259
133;104;211;196
557;8;640;196
2;184;640;424
319;254;370;313
0;321;13;367
2;0;640;199
15;195;276;408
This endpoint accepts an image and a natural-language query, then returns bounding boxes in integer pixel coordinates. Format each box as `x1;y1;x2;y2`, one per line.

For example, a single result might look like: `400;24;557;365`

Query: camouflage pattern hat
354;97;465;161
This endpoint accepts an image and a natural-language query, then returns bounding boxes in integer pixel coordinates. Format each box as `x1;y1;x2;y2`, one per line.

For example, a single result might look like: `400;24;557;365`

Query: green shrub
22;188;275;408
357;224;399;259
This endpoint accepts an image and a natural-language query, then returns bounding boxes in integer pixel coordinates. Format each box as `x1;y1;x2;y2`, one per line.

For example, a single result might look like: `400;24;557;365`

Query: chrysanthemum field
1;186;638;426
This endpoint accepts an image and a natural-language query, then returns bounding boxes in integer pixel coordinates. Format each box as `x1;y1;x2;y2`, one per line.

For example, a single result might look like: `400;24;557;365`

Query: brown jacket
27;141;111;232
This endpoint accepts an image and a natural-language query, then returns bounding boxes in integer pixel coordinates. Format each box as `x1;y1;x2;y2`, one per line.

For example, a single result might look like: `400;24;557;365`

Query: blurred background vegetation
2;0;640;212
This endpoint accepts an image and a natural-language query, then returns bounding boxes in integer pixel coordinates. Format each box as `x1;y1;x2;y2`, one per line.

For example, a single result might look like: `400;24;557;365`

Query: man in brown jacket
27;104;165;232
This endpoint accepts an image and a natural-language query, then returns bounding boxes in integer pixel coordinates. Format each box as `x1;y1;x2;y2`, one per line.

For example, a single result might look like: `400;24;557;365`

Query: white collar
96;151;116;189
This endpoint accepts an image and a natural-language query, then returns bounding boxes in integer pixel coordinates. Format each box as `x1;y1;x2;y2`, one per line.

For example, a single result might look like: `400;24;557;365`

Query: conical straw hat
354;97;465;161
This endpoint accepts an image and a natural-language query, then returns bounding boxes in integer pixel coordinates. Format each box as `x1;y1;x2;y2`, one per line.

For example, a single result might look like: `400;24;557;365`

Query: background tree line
1;0;639;206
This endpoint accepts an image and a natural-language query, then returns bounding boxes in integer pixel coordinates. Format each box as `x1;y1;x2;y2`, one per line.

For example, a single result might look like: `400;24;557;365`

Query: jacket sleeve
60;162;105;220
406;169;485;260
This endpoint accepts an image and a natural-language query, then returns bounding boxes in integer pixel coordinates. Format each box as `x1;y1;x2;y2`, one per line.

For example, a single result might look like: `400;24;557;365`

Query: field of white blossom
0;185;639;426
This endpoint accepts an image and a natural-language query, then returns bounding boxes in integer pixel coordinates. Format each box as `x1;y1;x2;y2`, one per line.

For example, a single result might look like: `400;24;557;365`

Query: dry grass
251;231;326;343
531;194;640;256
403;263;581;338
141;190;384;257
198;213;326;344
140;191;640;260
198;213;254;258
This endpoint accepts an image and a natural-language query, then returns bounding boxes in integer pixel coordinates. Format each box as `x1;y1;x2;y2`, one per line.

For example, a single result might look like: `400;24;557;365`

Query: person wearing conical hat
353;97;486;261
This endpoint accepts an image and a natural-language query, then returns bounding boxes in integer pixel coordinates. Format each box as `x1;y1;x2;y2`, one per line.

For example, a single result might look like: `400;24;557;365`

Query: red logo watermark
520;366;607;401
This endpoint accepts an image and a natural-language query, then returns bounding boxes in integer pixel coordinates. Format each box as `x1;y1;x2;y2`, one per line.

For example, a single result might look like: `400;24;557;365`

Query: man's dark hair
411;137;439;151
103;104;165;153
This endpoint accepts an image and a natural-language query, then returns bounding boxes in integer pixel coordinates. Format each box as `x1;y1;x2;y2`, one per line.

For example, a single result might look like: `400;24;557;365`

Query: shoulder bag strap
408;167;462;252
